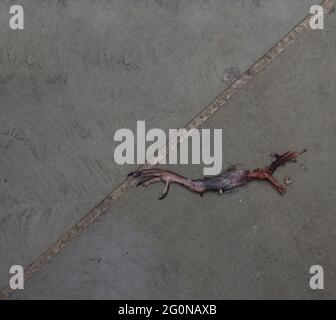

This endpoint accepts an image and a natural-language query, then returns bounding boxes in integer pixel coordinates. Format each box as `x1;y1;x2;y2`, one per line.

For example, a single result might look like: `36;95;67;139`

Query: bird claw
268;149;307;173
129;169;172;199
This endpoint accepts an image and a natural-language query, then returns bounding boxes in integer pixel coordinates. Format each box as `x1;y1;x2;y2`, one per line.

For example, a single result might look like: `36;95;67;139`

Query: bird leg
128;150;307;199
246;149;307;195
128;169;206;200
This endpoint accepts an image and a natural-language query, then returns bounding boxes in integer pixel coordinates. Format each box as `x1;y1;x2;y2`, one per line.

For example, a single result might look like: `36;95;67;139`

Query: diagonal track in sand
1;0;334;300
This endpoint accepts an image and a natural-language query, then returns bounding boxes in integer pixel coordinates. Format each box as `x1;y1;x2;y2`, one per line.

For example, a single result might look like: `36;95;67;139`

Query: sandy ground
1;0;335;299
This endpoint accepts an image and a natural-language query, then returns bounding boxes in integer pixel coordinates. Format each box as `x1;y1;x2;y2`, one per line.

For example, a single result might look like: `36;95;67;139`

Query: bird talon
158;193;167;200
